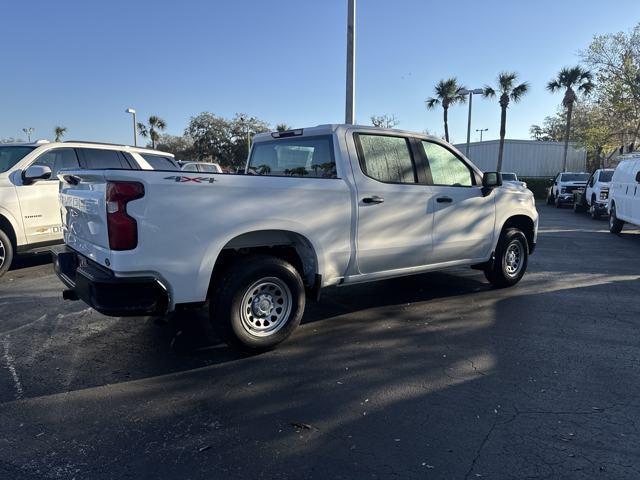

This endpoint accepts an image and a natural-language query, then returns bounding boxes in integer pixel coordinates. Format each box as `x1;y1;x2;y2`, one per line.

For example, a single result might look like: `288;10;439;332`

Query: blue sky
1;0;639;144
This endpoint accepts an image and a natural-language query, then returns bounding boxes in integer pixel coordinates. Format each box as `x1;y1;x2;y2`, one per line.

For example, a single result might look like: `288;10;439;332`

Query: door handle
362;195;384;204
436;196;453;203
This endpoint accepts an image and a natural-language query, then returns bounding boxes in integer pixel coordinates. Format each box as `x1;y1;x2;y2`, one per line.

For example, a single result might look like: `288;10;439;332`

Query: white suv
609;153;640;233
0;141;177;277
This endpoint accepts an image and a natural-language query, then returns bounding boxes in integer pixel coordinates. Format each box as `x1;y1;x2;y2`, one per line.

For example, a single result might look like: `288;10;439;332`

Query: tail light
106;181;144;250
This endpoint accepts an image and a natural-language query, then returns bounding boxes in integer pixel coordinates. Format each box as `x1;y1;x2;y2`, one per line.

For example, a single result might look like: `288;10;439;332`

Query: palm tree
547;66;594;172
276;123;291;132
54;126;67;142
137;115;167;149
483;72;529;171
425;78;467;142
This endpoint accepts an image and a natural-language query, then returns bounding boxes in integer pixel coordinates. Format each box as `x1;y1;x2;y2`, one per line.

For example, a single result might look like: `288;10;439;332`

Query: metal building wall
453;139;587;177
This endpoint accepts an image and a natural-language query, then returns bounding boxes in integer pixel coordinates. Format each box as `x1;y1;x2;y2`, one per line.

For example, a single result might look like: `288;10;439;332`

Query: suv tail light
106;181;144;250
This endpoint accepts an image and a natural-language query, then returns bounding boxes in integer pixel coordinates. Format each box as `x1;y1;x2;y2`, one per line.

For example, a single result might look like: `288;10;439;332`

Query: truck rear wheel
0;229;13;278
484;228;528;288
210;254;305;353
609;204;624;234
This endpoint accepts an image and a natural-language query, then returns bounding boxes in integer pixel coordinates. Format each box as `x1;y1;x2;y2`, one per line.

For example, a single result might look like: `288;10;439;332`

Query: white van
0;141;177;277
608;153;640;233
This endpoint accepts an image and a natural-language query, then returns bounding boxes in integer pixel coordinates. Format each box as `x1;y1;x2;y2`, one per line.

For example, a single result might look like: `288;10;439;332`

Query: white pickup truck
53;125;538;352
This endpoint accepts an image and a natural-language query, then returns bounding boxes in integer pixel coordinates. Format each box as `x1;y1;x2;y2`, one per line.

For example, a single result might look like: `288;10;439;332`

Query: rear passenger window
421;141;473;187
32;148;79;178
141;154;179;170
248;135;336;178
78;149;129;169
355;134;416;183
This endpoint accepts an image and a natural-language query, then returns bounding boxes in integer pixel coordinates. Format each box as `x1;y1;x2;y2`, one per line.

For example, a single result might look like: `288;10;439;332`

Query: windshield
561;173;589;182
599;170;614;182
501;173;517;181
0;146;36;173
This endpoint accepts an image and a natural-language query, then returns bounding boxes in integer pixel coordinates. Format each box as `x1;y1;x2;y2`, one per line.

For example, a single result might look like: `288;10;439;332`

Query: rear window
501;173;517;181
141;154;179;170
198;163;221;173
0;146;35;173
248;135;336;178
78;148;130;169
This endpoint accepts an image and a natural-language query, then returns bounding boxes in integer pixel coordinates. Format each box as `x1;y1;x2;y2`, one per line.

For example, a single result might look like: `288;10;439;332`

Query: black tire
210;254;305;353
573;199;586;213
0;229;14;278
590;196;600;219
609;204;624;234
484;228;529;288
546;192;554;205
554;195;562;208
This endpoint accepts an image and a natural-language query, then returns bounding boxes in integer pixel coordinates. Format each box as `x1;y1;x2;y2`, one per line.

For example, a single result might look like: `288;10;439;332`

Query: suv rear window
78;148;130;169
141;154;179;170
248;136;336;178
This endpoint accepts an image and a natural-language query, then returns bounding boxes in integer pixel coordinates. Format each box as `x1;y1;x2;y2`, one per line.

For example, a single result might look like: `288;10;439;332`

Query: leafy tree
184;112;232;163
425;78;467;142
581;23;640;150
483;72;529;171
276;123;291;132
529;125;544;141
137;115;167;149
547;66;594;171
370;114;399;128
54;126;67;142
228;114;270;167
154;134;195;160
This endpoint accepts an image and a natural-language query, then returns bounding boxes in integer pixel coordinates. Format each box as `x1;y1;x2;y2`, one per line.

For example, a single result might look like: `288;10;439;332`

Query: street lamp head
126;108;136;114
458;88;470;95
471;88;484;95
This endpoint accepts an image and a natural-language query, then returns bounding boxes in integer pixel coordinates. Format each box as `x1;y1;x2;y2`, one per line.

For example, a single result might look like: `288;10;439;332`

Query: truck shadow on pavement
2;273;640;479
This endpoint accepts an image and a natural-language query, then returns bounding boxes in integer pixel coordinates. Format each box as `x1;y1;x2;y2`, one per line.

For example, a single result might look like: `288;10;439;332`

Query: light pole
22;128;34;142
459;88;483;157
345;0;356;124
476;128;488;142
125;108;137;146
240;115;255;157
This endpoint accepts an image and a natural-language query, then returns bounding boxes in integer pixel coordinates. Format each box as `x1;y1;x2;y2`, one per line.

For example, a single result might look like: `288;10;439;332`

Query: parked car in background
572;169;614;218
179;161;223;173
53;124;538;352
608;153;640;233
0;141;176;277
546;172;590;207
501;172;527;189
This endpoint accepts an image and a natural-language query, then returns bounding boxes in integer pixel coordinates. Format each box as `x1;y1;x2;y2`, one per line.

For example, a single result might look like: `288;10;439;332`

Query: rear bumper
51;246;169;317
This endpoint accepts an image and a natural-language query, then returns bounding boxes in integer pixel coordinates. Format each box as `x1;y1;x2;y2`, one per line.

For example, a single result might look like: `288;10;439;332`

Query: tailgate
58;171;111;265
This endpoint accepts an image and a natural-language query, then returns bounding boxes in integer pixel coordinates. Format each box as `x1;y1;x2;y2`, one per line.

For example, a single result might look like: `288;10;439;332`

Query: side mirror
482;172;502;188
636;171;640;183
22;165;52;184
482;172;502;196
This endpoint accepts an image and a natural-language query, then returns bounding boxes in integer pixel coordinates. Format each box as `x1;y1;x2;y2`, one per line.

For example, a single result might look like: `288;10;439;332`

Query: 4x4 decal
164;176;216;184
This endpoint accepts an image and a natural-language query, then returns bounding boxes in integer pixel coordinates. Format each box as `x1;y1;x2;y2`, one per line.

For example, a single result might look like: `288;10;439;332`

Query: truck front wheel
210;254;305;353
0;229;14;278
484;228;529;288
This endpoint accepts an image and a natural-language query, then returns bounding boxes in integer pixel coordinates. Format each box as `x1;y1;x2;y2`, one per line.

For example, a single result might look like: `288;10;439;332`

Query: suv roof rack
63;140;139;148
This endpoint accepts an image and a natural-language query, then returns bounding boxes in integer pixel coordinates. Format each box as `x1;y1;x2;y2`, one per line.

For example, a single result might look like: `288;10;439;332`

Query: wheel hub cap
504;241;523;277
240;277;292;337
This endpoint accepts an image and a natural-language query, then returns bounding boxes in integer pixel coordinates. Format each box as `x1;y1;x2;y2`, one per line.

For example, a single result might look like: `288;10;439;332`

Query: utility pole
345;0;356;124
459;88;483;157
22;128;34;142
126;108;137;146
476;128;488;142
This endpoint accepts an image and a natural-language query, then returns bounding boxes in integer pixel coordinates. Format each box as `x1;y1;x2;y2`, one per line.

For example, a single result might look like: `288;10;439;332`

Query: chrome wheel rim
503;240;524;278
0;239;5;269
240;277;292;337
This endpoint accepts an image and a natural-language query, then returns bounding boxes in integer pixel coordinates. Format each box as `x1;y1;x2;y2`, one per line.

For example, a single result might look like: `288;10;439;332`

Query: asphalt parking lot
1;205;640;480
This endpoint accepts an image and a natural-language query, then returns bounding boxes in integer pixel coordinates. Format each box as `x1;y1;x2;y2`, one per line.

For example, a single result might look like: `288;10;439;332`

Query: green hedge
520;177;552;200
